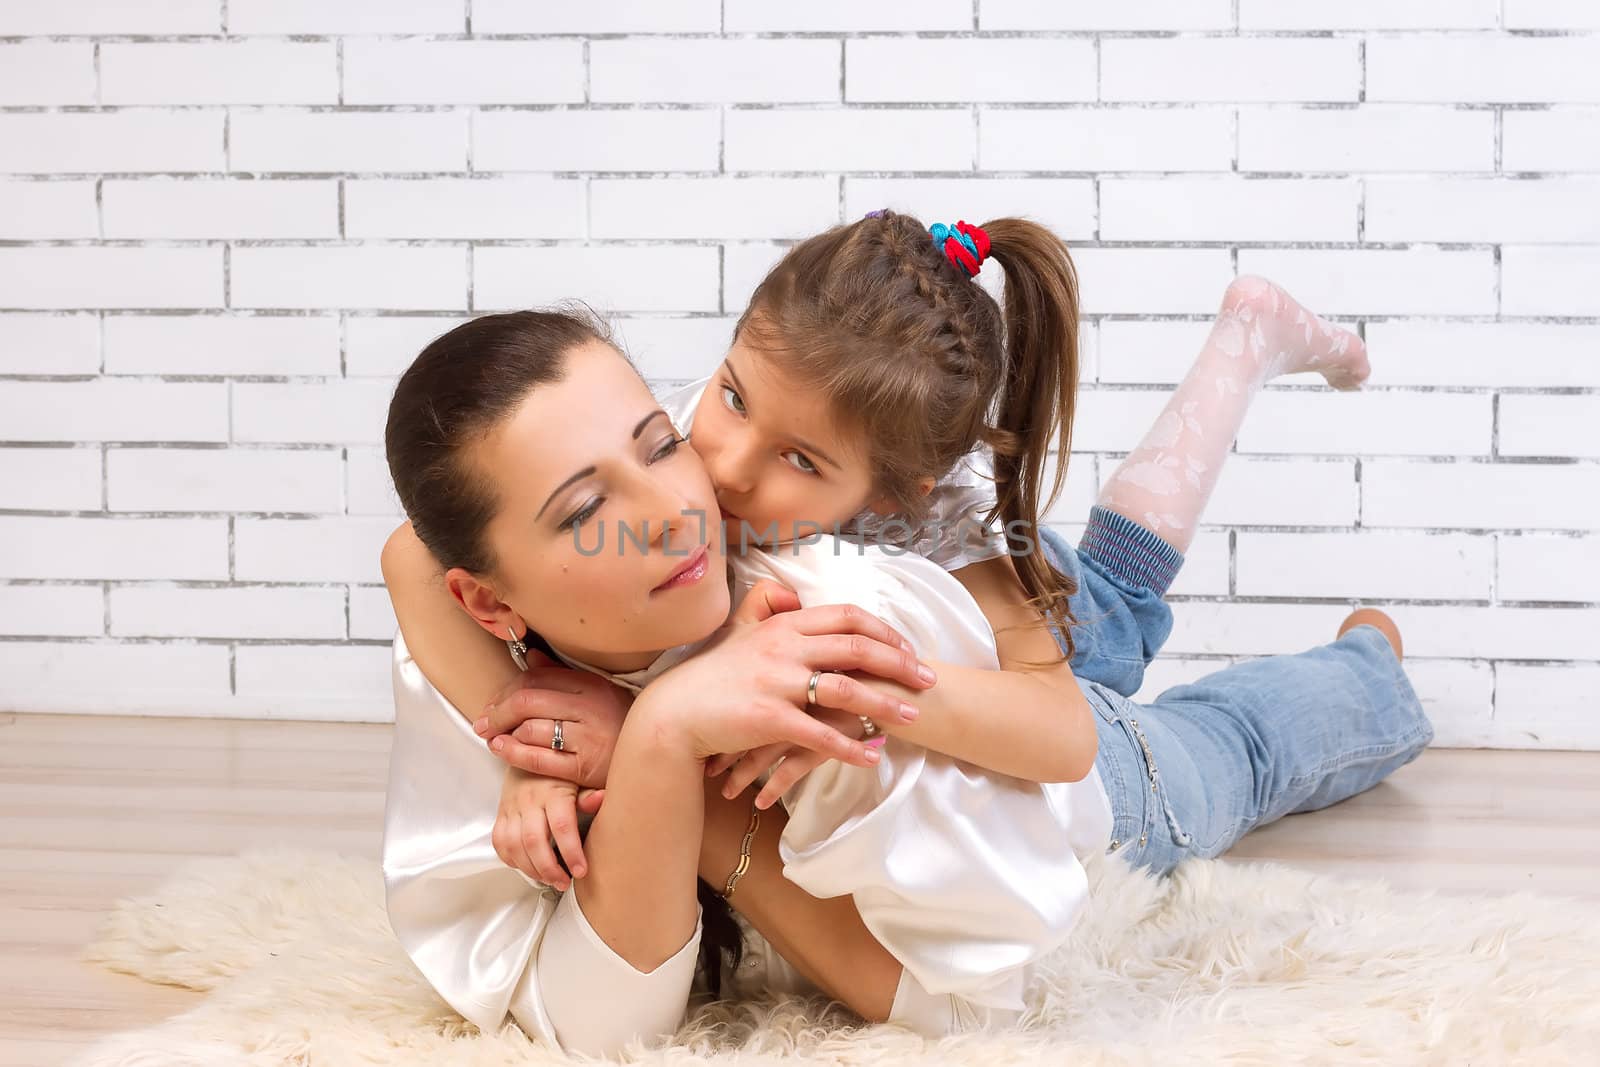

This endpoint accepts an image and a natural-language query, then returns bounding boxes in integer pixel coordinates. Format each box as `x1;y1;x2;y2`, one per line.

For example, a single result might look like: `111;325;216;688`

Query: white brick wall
0;3;1594;745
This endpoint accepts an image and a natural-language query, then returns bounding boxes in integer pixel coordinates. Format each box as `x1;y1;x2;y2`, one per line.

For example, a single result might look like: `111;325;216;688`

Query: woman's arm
698;778;902;1023
562;697;706;972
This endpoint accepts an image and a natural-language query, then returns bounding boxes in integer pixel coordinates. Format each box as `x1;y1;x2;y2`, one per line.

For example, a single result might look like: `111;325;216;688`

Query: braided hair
736;210;1083;656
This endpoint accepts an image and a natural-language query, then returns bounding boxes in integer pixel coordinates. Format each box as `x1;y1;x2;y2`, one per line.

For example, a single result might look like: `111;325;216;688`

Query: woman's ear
444;566;524;642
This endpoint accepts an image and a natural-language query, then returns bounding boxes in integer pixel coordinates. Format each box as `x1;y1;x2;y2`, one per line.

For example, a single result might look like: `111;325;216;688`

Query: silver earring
506;625;528;671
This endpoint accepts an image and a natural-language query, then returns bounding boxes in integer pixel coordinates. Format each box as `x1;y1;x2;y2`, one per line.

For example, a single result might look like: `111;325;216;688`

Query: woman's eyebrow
535;411;669;520
722;360;842;470
633;410;669;439
536;466;597;520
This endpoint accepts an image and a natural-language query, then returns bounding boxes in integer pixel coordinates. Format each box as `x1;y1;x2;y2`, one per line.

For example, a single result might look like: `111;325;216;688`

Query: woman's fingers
811;669;922;726
490;734;585;780
477;686;573;738
763;702;882;769
545;791;588;880
805;632;934;693
785;603;920;660
729;579;803;625
509;717;577;754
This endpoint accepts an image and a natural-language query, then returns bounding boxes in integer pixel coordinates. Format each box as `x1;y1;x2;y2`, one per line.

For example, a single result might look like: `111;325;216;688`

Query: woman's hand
634;579;931;765
473;652;632;789
491;766;607;890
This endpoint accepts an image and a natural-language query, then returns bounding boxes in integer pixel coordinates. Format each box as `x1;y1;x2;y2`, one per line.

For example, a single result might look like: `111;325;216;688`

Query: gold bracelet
719;804;761;900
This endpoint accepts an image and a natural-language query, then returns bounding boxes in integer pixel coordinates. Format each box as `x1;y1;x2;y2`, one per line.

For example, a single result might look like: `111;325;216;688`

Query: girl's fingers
576;788;605;815
755;750;828;810
523;813;569;891
501;812;539;885
706;750;743;778
545;793;587;879
721;742;786;799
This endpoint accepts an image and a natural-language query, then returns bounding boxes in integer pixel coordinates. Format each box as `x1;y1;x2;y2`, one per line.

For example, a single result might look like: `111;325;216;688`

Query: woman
381;309;1433;1056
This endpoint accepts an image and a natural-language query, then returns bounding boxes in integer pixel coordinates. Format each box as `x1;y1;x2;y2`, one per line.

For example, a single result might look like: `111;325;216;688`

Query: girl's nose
705;442;757;495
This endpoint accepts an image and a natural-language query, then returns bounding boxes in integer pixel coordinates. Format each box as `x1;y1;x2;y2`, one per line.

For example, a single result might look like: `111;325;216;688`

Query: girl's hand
491;767;607;890
710;705;884;810
473;652;632;789
635;580;932;765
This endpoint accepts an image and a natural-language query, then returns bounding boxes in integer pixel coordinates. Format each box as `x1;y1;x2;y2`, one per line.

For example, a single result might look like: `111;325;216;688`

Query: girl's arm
381;521;525;727
885;551;1098;783
712;553;1097;804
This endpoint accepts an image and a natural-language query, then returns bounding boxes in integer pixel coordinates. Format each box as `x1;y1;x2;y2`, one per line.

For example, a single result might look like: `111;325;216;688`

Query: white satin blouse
382;539;1113;1057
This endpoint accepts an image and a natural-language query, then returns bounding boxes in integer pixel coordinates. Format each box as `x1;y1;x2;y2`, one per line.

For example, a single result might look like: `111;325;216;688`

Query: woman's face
689;336;886;547
468;341;730;672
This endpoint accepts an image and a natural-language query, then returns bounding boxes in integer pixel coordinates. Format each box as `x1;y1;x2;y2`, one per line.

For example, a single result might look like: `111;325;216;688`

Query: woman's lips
652;544;709;592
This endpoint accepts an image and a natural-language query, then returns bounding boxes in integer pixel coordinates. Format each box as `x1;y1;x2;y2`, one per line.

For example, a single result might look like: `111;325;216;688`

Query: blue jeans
1040;514;1435;877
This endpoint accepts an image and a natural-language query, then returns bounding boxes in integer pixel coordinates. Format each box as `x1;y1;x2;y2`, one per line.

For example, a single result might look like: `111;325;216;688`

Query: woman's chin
656;579;732;647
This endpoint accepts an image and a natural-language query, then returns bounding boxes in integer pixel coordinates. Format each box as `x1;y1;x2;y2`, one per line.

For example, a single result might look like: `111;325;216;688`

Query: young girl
420;212;1380;883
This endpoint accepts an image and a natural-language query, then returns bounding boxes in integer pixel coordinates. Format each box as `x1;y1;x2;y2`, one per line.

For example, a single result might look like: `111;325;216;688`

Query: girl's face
458;341;731;673
690;336;893;547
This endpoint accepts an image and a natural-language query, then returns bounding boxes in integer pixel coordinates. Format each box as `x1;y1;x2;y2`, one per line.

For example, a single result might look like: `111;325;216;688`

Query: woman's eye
563;498;603;530
720;385;746;415
649;435;684;463
784;452;819;475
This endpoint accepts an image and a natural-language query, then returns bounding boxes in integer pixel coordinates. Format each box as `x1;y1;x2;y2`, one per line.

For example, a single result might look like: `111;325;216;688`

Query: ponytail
982;218;1082;658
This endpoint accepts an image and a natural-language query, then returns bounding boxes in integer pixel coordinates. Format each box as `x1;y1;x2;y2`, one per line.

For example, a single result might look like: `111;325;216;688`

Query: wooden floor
3;711;1597;1067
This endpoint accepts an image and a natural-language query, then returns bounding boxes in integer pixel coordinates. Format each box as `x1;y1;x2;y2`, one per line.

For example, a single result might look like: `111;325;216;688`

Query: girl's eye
784;452;819;475
563;498;603;531
720;385;747;416
649;435;685;463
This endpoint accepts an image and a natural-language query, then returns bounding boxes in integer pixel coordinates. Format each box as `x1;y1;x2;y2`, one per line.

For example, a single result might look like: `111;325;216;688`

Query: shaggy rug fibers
74;848;1599;1066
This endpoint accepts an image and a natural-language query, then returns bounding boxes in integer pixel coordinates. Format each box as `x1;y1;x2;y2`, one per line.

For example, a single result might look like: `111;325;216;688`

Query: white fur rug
75;849;1600;1066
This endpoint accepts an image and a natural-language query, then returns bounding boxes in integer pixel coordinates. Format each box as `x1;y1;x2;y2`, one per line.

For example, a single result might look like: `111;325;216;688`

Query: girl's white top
661;377;1013;571
382;401;1114;1058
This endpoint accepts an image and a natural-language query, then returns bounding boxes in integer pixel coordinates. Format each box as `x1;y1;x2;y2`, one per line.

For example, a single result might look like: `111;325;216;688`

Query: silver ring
551;720;565;752
806;669;823;707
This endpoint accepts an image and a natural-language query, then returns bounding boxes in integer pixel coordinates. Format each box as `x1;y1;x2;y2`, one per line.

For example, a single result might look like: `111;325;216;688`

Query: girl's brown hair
738;210;1082;656
384;308;746;993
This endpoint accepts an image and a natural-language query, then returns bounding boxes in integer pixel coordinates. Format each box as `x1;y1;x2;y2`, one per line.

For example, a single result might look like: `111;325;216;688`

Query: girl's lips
653;544;710;592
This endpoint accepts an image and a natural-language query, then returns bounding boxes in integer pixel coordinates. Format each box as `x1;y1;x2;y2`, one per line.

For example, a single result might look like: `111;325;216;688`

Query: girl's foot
1217;276;1371;391
1338;608;1403;661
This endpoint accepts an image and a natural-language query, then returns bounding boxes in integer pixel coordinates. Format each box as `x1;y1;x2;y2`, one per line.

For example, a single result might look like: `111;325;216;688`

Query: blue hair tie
929;222;979;261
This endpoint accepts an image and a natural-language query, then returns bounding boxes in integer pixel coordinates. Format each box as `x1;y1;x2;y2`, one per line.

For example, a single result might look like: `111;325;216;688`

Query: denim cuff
1077;506;1185;597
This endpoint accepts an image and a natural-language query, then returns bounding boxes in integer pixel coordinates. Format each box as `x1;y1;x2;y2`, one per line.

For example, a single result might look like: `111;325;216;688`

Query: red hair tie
929;221;990;278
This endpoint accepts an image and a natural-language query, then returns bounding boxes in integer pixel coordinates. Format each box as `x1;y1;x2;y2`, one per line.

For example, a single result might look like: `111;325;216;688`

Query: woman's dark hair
384;307;745;994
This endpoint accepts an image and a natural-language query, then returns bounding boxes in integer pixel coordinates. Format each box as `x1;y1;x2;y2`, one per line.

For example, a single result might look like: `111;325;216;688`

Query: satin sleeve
382;634;699;1055
733;543;1096;1036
